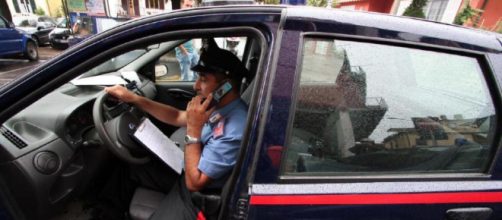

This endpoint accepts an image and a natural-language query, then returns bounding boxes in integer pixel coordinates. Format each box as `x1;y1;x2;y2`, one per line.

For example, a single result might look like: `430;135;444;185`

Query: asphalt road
0;46;63;87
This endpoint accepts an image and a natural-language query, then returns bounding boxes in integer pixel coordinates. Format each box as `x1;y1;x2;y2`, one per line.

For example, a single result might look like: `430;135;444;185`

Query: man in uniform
103;38;249;219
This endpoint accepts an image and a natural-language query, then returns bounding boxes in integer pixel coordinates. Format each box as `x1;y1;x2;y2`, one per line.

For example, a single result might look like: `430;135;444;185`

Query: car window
0;18;6;28
15;18;36;27
57;19;68;28
80;49;148;77
155;37;247;82
282;37;496;177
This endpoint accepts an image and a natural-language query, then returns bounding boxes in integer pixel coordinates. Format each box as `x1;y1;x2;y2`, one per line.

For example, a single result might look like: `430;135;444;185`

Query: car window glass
57;19;68;28
80;49;148;77
0;18;6;28
282;37;496;177
15;18;36;27
155;37;247;82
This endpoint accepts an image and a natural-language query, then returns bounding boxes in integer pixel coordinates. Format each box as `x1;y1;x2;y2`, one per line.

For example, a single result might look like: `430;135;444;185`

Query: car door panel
152;83;194;135
0;24;23;56
247;8;502;220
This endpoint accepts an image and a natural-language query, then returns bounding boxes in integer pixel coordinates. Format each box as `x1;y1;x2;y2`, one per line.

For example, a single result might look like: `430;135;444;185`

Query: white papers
134;118;184;174
71;75;127;86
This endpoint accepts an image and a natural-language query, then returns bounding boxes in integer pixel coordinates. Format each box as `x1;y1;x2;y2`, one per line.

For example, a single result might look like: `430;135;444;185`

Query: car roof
130;5;501;52
283;6;502;52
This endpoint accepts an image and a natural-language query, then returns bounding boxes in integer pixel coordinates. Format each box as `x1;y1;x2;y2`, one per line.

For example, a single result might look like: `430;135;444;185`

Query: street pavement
0;46;63;87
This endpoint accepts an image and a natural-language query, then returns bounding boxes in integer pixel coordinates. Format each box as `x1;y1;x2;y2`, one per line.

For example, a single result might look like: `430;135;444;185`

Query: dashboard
0;76;157;219
65;101;94;147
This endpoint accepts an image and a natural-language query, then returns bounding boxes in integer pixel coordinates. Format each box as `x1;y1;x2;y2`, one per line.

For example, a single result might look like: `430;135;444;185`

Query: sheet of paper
70;75;127;86
134;118;184;174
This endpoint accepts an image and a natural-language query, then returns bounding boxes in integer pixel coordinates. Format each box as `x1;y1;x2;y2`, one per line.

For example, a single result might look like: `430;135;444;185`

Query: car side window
0;18;6;28
155;37;246;82
282;37;496;176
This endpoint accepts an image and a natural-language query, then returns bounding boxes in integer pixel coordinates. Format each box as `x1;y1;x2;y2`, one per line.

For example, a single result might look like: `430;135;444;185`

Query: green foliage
55;7;62;18
402;0;427;18
453;2;482;25
263;0;280;5
307;0;337;8
34;7;45;16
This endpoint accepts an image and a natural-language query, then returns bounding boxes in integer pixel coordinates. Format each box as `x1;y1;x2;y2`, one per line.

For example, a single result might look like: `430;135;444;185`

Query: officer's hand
104;85;138;103
186;94;215;135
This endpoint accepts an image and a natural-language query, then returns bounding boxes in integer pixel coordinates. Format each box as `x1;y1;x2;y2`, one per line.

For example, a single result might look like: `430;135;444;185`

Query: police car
1;5;502;220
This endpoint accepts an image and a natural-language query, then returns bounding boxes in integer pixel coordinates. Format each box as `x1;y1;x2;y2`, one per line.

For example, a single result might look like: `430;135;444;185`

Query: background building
463;0;502;32
337;0;394;13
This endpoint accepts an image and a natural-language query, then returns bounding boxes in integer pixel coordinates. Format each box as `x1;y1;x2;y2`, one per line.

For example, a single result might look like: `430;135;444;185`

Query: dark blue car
1;5;502;220
0;15;39;61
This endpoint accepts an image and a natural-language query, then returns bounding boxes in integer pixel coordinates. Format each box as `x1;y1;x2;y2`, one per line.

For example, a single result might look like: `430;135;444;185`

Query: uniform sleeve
198;121;243;179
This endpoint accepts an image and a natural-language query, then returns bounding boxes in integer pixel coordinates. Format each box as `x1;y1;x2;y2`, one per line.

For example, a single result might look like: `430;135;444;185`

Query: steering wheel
93;91;150;164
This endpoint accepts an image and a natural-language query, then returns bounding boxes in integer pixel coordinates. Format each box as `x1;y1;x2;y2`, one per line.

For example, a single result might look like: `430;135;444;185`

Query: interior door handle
446;207;492;220
167;88;194;99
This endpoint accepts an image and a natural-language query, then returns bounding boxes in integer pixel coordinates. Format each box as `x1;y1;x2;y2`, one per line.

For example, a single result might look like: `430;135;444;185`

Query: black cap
191;38;249;79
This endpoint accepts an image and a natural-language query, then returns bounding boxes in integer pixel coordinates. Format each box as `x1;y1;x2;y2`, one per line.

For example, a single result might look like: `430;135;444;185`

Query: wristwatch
184;135;201;145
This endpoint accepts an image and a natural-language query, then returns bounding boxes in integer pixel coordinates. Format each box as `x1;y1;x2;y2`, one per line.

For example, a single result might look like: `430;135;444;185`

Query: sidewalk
39;46;63;60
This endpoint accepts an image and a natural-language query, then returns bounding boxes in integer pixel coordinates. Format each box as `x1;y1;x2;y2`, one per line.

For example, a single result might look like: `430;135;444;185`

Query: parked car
1;5;502;220
0;15;39;61
49;18;71;50
13;15;57;46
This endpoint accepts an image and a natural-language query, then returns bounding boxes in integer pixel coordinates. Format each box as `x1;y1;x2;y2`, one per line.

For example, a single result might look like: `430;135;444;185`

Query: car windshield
14;18;36;27
57;18;68;28
79;49;148;78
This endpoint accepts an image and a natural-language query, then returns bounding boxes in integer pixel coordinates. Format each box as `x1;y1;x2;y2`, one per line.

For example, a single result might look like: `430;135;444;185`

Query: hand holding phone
206;81;233;109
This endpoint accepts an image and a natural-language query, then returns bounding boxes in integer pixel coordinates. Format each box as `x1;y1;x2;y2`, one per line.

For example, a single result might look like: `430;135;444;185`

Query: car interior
0;28;266;220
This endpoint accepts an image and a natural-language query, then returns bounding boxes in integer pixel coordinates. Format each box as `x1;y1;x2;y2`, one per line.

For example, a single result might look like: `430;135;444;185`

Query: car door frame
0;8;282;219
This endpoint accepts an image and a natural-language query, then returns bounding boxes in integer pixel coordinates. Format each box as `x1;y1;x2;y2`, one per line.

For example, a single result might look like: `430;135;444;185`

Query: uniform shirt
198;98;248;181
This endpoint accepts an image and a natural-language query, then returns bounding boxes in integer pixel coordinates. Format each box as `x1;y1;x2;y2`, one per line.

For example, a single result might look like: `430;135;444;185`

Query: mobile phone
206;81;232;109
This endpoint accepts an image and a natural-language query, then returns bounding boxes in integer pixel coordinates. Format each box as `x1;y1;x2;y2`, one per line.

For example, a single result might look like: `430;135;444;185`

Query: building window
426;0;448;21
281;37;496;176
146;0;163;8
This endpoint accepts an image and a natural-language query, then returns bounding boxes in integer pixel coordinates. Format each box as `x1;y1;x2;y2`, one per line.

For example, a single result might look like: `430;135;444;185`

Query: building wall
368;0;393;13
337;0;393;13
461;0;502;31
45;0;63;17
479;0;502;30
469;0;484;8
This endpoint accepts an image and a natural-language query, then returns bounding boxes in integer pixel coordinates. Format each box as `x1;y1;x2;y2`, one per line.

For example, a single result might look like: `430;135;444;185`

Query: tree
454;1;482;26
34;7;46;16
402;0;427;18
261;0;280;5
307;0;337;8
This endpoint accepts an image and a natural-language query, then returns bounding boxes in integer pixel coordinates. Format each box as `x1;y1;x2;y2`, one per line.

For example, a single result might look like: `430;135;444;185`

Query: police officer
104;38;249;219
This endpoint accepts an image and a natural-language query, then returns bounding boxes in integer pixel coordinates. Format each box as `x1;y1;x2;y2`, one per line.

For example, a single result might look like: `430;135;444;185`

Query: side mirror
8;22;15;28
155;64;169;78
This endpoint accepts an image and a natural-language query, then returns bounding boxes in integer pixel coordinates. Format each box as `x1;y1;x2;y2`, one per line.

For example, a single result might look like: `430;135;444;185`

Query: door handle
167;88;194;99
446;207;492;220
